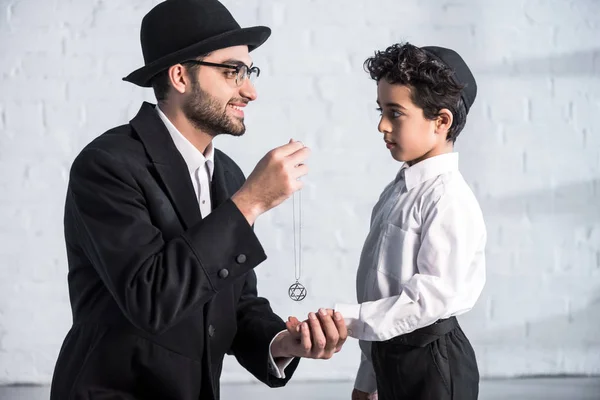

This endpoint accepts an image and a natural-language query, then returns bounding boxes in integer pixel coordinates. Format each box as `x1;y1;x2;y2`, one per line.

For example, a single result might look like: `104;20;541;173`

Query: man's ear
169;64;191;95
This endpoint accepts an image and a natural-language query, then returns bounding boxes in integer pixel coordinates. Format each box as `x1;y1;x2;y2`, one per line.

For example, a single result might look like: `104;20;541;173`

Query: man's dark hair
151;53;209;102
364;42;467;142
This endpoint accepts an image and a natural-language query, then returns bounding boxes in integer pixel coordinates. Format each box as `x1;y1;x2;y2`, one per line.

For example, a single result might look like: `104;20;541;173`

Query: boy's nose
378;118;392;134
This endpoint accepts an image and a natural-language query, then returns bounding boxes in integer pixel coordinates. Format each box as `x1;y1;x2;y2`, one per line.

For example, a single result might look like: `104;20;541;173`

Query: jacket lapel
130;102;202;230
210;152;234;210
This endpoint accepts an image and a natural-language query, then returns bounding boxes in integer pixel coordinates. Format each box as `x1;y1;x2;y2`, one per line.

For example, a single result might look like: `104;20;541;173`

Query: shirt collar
156;105;215;180
398;152;459;191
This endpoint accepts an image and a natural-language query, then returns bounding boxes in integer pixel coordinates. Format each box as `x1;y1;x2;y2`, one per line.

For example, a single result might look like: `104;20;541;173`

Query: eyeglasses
182;60;260;87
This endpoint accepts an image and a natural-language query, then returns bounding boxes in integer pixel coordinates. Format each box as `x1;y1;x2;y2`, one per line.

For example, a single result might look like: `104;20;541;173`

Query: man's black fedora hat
123;0;271;87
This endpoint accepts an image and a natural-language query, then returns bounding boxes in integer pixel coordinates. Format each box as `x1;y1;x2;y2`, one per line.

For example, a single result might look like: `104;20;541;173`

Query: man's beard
182;77;246;137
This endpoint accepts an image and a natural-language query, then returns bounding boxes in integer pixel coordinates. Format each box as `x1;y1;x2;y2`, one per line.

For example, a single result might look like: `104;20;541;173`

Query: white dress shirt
334;152;487;393
156;106;215;217
156;106;292;379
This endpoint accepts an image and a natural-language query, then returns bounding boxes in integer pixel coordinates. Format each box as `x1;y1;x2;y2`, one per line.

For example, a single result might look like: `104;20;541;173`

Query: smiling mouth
228;104;245;111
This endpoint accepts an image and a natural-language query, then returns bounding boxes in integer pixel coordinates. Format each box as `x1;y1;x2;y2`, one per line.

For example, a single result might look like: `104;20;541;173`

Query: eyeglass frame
181;60;260;86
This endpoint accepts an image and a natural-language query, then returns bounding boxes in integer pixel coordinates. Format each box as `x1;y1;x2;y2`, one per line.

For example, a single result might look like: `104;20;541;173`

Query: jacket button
236;254;247;264
218;268;229;279
208;325;215;337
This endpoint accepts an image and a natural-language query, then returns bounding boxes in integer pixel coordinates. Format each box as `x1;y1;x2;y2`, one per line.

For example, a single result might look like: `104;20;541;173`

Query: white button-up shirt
156;106;292;379
335;152;487;393
156;106;214;217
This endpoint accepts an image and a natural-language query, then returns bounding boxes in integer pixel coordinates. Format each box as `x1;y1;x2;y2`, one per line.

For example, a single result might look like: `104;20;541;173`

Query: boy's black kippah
421;46;477;114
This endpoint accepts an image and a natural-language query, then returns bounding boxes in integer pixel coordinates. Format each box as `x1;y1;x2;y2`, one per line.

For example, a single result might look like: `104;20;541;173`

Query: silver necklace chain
292;190;301;281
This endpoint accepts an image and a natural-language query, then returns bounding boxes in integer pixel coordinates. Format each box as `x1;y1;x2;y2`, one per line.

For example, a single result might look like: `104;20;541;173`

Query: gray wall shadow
473;295;600;351
479;49;600;76
479;179;600;223
474;180;600;353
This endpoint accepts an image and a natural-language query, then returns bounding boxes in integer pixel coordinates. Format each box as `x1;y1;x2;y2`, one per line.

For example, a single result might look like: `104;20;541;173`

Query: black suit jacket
50;102;299;400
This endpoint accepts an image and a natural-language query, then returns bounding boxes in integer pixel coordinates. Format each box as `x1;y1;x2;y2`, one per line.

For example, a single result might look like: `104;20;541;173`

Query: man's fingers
286;317;303;338
333;311;348;343
300;322;312;353
307;312;326;355
286;320;299;337
292;164;309;180
286;146;311;166
275;140;305;157
316;308;339;354
288;309;345;359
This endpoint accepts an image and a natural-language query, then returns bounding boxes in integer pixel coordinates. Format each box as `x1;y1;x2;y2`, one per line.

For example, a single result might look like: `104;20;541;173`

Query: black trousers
371;317;479;400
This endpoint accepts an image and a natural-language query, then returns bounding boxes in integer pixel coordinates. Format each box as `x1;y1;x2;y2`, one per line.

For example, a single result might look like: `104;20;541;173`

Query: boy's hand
282;309;347;356
352;389;378;400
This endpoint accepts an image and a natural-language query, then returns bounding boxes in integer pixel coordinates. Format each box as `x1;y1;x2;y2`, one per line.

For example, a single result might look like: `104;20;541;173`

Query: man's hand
352;389;378;400
286;308;346;353
232;139;310;225
271;308;347;360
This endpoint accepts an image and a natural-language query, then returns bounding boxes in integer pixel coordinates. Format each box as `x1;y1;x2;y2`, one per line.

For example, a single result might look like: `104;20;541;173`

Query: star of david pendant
288;281;307;301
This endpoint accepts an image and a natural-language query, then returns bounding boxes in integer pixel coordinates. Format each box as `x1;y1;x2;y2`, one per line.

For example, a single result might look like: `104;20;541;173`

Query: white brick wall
1;0;599;385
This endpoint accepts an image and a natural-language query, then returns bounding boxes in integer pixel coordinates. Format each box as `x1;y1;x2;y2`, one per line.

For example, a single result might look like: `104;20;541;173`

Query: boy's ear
435;108;454;137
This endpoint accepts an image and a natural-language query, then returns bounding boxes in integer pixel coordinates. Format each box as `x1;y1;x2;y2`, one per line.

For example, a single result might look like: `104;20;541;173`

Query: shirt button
208;325;215;337
218;268;229;279
236;254;247;264
202;200;206;204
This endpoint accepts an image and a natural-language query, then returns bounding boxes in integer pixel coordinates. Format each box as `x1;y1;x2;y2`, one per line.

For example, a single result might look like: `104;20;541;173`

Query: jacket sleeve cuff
182;199;266;293
267;330;295;379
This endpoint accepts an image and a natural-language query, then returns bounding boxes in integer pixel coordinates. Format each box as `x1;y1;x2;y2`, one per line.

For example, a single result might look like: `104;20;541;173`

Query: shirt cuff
334;303;363;338
268;330;294;379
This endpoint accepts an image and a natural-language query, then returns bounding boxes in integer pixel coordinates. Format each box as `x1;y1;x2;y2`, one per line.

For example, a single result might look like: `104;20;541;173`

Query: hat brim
123;26;271;87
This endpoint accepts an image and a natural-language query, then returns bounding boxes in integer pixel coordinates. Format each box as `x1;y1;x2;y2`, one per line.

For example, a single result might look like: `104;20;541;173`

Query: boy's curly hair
364;42;467;142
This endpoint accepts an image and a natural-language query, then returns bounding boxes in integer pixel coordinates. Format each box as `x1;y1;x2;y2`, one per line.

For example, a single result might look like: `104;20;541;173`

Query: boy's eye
376;107;402;119
224;70;237;78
